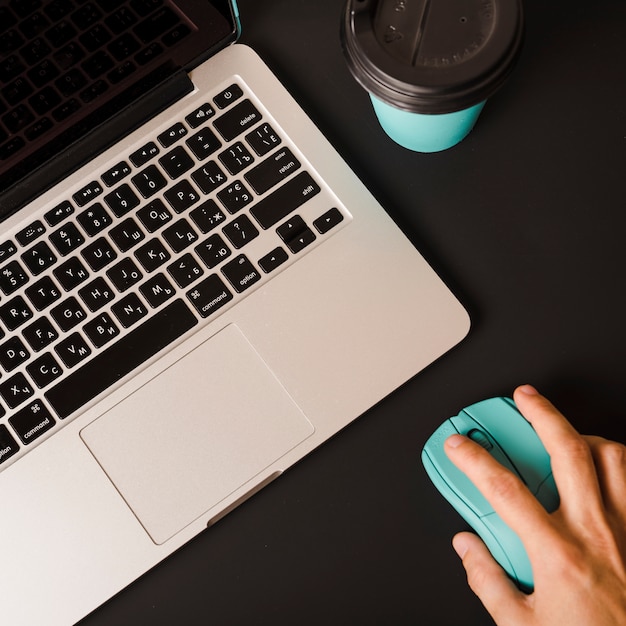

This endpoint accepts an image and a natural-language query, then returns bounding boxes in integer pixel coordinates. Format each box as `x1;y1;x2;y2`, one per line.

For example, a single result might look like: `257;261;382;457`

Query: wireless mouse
421;397;560;592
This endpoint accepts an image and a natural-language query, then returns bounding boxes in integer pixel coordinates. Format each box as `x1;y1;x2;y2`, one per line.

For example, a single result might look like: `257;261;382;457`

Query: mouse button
534;473;560;512
467;428;493;450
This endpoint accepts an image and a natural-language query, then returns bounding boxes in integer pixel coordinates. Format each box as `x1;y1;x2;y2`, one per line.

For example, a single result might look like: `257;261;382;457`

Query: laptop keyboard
0;0;192;164
0;78;348;470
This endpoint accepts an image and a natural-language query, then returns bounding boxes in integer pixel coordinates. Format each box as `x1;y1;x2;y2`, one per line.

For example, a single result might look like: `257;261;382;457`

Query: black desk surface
82;1;626;624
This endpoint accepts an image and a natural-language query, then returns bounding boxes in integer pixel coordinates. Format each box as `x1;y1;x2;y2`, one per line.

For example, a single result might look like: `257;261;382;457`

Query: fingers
453;531;530;624
513;385;605;521
445;433;554;550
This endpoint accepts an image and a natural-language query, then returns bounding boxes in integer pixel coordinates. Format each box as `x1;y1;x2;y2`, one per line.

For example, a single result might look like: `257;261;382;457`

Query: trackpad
81;324;314;544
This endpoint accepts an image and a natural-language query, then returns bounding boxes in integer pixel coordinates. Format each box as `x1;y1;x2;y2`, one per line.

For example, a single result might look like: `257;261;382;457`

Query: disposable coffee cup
341;0;524;152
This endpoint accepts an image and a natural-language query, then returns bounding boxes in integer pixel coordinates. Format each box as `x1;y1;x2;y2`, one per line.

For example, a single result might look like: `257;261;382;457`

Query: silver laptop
0;2;470;623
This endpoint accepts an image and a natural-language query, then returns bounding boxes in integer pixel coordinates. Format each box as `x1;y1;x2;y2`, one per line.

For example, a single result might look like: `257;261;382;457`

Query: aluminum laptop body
0;2;470;623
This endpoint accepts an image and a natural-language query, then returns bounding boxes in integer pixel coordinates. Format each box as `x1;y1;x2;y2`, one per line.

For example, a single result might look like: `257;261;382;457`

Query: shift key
250;172;320;229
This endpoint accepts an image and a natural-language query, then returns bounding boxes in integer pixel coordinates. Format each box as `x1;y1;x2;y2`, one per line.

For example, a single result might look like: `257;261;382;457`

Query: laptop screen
0;0;239;219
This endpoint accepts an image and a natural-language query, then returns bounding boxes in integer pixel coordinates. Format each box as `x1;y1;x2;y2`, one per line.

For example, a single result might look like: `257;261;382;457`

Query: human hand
445;384;626;626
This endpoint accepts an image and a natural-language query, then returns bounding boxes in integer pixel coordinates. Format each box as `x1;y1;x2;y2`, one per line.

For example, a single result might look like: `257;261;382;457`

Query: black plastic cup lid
341;0;524;114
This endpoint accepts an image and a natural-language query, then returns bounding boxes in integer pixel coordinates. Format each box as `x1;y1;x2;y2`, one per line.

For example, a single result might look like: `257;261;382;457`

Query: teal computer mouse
421;397;560;592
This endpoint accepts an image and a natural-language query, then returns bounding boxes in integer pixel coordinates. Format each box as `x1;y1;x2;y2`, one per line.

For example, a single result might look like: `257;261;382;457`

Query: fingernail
452;535;469;559
518;384;539;396
446;434;467;449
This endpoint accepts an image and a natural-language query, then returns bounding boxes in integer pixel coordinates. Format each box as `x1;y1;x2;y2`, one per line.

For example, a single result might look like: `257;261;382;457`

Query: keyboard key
54;332;91;368
21;241;57;275
185;127;221;160
137;198;172;232
140;273;175;308
157;122;187;147
163;180;200;213
22;317;58;351
102;161;131;187
84;312;119;348
81;237;117;271
109;217;145;252
129;141;159;167
250;171;321;229
134;238;170;272
0;425;20;465
189;200;225;233
245;123;281;156
277;215;316;253
73;180;103;207
53;256;89;291
51;296;87;331
194;234;231;269
46;299;198;418
191;160;226;194
111;292;147;328
222;215;259;249
221;255;261;293
26;352;63;388
158;146;194;179
77;202;113;236
9;400;55;444
0;336;30;372
244;147;300;195
213;99;261;141
78;276;115;312
44;200;74;226
49;222;85;256
132;164;166;197
213;83;243;109
314;207;344;234
216;180;252;214
185;102;215;128
163;219;198;253
107;257;143;292
258;247;288;274
104;183;140;217
167;253;203;288
0;240;18;263
219;141;254;175
186;274;233;318
16;220;46;246
0;296;33;330
25;275;61;310
0;260;29;295
0;373;35;409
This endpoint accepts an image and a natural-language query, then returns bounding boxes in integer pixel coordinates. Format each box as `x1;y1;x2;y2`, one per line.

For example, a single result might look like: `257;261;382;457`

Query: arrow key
258;247;288;274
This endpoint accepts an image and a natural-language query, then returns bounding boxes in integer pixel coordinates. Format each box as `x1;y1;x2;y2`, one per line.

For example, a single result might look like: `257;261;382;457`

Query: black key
107;257;143;292
194;234;231;269
157;122;187;147
132;164;166;197
84;312;119;348
140;271;176;308
0;425;19;465
102;161;131;187
25;275;61;310
27;353;63;388
186;274;233;318
185;103;215;128
213;83;243;109
54;332;91;368
258;247;288;274
0;240;17;263
44;200;74;226
314;207;344;234
111;292;147;328
0;372;35;408
82;50;114;80
219;141;254;175
56;68;88;96
137;198;172;232
49;222;85;255
52;97;80;122
3;104;33;134
53;256;89;290
16;220;46;246
245;147;300;195
277;215;316;253
21;241;56;275
216;180;252;214
167;253;203;288
185;127;221;160
78;276;115;311
129;141;159;166
108;32;141;60
46;299;198;418
103;183;140;217
28;59;58;88
29;86;61;115
189;200;225;233
0;296;33;330
134;238;170;272
158;146;193;179
81;237;117;271
9;400;55;444
164;180;200;213
245;123;281;156
77;202;112;236
22;317;58;351
0;336;30;372
0;260;29;294
221;255;261;293
163;218;198;253
109;217;145;252
191;160;226;194
222;215;259;249
51;296;86;331
213;99;261;141
250;171;321;229
73;180;103;207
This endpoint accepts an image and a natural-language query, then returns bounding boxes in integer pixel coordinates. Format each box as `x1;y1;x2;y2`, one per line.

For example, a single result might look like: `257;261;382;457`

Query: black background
81;1;626;624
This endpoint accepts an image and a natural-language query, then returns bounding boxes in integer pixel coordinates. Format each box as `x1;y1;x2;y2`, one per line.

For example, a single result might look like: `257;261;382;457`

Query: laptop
0;1;470;623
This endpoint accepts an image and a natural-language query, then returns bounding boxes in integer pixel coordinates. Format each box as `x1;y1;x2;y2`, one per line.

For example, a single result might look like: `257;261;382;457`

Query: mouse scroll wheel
468;429;493;451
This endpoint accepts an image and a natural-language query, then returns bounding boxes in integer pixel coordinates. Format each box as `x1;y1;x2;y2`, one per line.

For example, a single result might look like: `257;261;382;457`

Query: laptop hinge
0;64;194;220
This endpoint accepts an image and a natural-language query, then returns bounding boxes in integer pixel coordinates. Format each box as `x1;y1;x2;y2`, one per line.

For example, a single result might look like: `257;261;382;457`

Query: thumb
453;532;530;625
